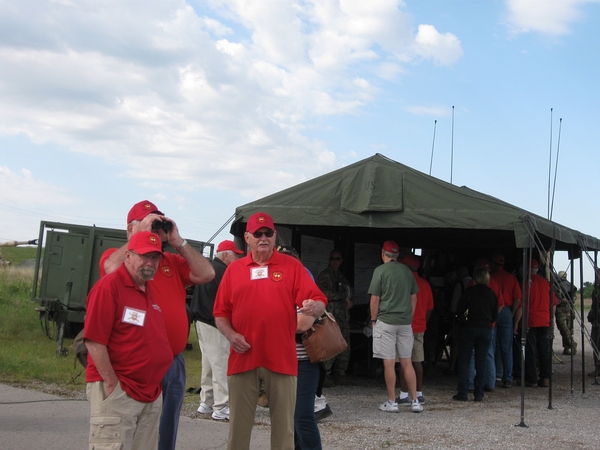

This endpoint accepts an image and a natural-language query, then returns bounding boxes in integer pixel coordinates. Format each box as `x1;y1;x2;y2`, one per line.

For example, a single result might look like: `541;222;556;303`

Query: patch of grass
0;246;39;266
0;267;84;390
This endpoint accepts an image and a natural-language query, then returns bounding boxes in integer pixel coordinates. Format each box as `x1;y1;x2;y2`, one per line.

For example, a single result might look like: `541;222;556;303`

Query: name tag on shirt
251;266;268;280
123;307;146;326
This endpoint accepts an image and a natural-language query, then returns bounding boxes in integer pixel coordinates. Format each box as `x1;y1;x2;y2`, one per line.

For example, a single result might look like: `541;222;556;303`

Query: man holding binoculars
99;200;215;450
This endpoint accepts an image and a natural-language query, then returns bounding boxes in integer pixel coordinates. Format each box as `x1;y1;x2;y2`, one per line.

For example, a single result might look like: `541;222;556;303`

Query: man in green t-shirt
368;241;422;413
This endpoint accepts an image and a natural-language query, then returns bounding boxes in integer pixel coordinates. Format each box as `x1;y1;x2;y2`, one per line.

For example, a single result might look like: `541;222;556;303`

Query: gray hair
473;267;490;285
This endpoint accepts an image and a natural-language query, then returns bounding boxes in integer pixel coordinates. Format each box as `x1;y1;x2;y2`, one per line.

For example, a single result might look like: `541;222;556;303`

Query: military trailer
31;221;214;356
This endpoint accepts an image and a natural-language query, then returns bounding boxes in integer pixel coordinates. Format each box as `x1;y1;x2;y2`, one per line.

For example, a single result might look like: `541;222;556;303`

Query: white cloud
0;0;463;200
505;0;599;35
0;167;73;206
413;24;463;66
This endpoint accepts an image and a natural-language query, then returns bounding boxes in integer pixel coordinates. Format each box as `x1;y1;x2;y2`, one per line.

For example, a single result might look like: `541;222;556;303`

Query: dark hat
277;245;299;259
474;257;490;269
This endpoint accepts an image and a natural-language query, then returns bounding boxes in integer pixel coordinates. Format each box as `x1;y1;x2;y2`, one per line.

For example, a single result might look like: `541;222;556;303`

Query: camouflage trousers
555;303;574;350
323;300;351;377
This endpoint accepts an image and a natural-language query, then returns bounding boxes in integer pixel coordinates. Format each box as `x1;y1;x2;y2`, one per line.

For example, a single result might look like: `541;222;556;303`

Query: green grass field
0;252;202;403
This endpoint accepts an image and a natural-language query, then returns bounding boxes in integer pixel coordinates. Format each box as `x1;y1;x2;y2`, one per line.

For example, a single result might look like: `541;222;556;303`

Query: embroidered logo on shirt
122;307;146;326
161;265;173;277
272;271;283;281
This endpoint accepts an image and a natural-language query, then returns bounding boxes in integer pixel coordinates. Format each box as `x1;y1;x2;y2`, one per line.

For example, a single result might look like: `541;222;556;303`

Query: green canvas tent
231;153;599;253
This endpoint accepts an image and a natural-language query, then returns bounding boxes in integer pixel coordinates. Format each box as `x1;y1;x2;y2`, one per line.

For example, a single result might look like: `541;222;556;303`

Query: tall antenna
450;106;455;184
550;117;563;221
547;108;553;219
429;119;437;175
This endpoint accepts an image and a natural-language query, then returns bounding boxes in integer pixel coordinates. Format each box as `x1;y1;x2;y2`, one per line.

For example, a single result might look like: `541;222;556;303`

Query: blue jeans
467;327;496;390
295;359;322;450
159;353;185;450
457;327;492;400
495;307;513;383
525;327;551;384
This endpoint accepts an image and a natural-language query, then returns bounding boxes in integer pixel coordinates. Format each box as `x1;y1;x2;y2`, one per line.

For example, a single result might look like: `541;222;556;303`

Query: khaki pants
87;381;162;450
196;321;230;410
227;367;297;450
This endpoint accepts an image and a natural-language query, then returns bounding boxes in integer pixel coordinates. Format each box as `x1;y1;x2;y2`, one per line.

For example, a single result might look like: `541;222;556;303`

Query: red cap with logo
530;259;539;269
246;212;275;233
382;240;400;254
127;231;163;255
127;200;163;224
217;240;244;254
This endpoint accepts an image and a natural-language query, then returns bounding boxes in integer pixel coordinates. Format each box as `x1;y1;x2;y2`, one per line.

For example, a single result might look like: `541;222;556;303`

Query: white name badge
251;266;269;280
122;307;146;326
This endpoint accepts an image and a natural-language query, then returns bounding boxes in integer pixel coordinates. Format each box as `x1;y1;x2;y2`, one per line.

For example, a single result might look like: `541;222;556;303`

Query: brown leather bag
301;311;348;363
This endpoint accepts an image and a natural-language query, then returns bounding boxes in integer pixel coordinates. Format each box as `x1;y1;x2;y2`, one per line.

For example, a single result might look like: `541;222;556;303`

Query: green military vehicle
31;221;214;356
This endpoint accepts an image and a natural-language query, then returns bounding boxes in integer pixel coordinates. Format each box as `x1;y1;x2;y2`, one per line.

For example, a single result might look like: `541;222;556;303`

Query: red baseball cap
127;231;163;255
382;240;399;254
401;254;420;270
530;259;539;269
246;212;275;233
127;200;163;224
217;240;244;254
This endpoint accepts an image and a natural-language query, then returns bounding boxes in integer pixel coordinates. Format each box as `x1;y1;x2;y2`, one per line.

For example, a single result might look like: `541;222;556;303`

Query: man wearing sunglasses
317;250;353;386
214;212;327;450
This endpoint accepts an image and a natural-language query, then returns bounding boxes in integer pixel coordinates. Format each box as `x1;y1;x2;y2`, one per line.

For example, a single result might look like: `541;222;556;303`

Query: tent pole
515;247;529;428
547;242;555;410
580;252;587;392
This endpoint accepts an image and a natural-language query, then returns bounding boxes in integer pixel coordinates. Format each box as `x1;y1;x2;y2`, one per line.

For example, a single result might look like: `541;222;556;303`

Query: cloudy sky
1;0;599;277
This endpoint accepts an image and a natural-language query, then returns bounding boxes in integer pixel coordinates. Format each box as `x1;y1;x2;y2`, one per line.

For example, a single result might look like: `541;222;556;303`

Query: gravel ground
25;329;598;449
182;329;600;450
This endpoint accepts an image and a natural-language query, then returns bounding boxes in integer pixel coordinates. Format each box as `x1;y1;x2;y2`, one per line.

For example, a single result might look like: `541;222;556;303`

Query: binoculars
152;219;173;233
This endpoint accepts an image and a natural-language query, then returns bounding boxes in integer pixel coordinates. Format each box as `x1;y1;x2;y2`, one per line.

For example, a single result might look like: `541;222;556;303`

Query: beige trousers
86;381;162;450
227;367;297;450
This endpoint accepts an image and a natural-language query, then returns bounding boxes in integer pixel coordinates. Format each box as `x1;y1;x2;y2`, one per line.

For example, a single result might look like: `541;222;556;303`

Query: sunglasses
251;230;275;238
330;257;343;261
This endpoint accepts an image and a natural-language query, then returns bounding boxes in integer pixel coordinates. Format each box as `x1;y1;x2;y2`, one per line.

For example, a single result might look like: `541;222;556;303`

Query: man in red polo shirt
85;231;173;450
522;259;558;387
214;212;327;450
100;200;215;450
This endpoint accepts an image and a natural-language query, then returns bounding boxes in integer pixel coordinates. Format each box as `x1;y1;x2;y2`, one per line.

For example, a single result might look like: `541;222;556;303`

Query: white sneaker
212;406;230;421
379;400;399;413
197;403;213;414
314;395;327;412
411;399;423;413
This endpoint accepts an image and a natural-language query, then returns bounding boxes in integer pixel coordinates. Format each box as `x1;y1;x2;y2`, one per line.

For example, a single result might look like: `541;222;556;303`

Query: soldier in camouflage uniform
588;269;600;376
553;271;577;355
317;250;353;386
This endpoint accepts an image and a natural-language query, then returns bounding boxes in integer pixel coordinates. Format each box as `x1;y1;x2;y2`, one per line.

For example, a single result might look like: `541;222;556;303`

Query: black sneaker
315;404;333;422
